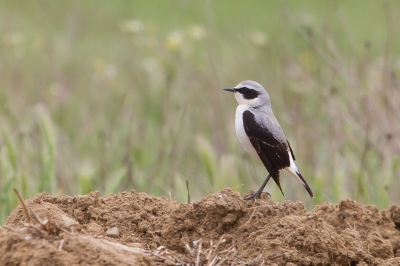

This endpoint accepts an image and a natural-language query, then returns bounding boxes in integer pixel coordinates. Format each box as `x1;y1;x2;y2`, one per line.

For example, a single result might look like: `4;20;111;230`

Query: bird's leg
243;174;271;201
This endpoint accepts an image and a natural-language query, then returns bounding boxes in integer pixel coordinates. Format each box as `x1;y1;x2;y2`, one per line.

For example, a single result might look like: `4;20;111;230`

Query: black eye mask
236;87;259;100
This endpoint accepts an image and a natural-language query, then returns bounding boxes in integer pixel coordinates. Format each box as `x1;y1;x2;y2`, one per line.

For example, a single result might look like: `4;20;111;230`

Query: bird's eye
241;87;249;93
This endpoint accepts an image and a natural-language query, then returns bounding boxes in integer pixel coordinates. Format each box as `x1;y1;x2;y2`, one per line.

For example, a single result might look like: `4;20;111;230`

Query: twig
208;256;218;266
31;209;44;224
195;239;202;266
230;247;237;266
2;225;18;232
13;188;31;223
213;236;225;254
344;219;357;231
96;210;106;222
206;240;213;261
58;239;65;252
186;179;190;204
207;236;226;265
183;241;192;255
245;206;259;225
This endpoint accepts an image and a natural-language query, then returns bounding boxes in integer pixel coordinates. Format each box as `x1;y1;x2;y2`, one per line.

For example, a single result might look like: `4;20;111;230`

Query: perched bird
224;80;313;200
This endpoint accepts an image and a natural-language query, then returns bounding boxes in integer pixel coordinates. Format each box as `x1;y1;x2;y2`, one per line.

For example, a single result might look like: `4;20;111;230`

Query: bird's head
223;80;270;108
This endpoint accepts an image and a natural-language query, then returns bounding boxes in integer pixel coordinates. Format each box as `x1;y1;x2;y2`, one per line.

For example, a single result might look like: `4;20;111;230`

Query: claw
243;191;271;201
243;174;272;201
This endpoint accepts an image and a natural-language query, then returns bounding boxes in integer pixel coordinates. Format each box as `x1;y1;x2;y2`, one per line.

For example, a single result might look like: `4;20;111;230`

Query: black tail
296;171;314;198
271;173;285;197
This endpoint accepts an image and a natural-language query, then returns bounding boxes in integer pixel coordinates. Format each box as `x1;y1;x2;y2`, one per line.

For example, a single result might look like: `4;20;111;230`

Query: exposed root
182;235;238;266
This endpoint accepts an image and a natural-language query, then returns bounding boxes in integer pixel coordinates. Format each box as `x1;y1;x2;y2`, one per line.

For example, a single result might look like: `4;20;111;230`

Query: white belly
235;105;260;159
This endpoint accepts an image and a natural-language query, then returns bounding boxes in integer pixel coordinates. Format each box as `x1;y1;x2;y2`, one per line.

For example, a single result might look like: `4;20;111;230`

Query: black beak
223;88;236;92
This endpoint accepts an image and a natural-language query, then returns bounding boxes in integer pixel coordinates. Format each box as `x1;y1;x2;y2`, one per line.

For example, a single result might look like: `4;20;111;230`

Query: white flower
188;25;206;41
119;20;144;34
166;31;183;50
250;31;268;47
298;13;314;26
3;32;25;46
104;64;118;78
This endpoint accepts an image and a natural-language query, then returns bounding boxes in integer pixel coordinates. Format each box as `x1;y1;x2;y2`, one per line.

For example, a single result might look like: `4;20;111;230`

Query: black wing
242;110;290;196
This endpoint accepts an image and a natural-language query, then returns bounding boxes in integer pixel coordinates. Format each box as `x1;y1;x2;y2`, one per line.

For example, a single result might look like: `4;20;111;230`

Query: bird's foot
243;191;271;201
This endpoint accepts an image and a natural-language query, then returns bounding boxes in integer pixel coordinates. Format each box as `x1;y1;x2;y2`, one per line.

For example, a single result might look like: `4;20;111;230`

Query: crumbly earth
1;188;400;265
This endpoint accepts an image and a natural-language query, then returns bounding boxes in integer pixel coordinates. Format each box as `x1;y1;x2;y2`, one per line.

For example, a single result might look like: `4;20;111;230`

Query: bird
223;80;314;200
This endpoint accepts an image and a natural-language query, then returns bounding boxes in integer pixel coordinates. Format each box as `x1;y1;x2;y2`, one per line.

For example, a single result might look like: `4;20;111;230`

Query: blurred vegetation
1;0;400;223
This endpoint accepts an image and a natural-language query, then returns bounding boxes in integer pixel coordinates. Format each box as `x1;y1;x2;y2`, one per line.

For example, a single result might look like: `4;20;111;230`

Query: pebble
106;227;120;238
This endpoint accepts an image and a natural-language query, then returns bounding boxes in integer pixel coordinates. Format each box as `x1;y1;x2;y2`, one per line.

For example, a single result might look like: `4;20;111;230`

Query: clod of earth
1;188;400;265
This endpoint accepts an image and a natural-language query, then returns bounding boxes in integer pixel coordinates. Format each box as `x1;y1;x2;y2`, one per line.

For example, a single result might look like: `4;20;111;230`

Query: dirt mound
2;188;400;265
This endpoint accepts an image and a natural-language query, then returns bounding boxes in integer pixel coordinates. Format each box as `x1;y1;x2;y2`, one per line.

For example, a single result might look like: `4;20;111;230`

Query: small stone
223;213;237;225
86;222;103;235
106;227;120;238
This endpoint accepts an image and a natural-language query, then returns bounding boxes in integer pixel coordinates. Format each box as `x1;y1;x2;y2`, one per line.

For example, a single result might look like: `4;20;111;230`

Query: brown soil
1;188;400;265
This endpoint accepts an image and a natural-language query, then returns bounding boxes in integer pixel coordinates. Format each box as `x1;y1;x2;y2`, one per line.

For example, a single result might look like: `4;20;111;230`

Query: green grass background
1;0;400;223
